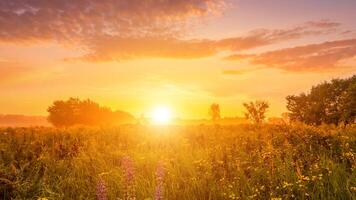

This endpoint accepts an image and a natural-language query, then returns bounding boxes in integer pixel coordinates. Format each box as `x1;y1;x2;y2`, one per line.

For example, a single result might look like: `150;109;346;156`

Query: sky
0;0;355;119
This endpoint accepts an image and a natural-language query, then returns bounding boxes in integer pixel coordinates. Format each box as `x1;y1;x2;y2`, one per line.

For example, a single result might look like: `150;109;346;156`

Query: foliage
47;98;135;127
243;101;269;125
209;103;221;121
0;124;355;199
286;75;356;125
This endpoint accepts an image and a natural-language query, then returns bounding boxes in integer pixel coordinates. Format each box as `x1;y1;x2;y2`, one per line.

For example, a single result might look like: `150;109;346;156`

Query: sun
150;106;173;125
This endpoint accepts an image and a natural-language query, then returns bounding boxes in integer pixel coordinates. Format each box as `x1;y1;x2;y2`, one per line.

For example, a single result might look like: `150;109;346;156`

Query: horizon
1;74;354;121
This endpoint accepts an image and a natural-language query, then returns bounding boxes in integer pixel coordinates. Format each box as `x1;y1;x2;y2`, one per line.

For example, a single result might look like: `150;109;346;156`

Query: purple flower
96;178;108;200
154;161;165;200
121;156;136;200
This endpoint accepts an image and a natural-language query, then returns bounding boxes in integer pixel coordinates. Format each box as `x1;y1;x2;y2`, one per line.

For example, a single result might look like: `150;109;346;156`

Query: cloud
0;0;225;43
0;1;345;63
79;37;217;61
305;20;341;29
79;20;341;61
225;38;356;72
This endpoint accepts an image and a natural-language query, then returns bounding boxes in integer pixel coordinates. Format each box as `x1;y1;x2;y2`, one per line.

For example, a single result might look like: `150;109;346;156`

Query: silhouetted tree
209;103;221;121
286;75;356;125
243;101;269;125
47;98;134;127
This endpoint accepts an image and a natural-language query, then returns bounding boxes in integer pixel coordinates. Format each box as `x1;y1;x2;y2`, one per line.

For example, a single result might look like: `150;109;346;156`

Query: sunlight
150;106;173;125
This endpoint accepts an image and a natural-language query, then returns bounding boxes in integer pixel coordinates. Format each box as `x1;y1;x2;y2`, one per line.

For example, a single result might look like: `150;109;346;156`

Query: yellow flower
301;175;310;181
283;181;293;188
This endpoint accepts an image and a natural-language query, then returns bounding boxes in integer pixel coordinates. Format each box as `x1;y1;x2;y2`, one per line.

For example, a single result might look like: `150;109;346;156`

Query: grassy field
0;124;355;200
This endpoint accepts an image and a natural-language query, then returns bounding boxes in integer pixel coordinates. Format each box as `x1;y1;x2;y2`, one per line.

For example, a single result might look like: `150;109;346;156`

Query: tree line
48;75;355;127
286;75;355;125
210;75;355;125
47;98;134;127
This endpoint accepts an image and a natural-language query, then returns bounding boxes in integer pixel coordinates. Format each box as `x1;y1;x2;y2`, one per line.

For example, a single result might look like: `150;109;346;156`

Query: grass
0;124;355;199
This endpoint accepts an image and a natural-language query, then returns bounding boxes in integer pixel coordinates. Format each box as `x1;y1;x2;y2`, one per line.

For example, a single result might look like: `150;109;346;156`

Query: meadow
0;124;355;200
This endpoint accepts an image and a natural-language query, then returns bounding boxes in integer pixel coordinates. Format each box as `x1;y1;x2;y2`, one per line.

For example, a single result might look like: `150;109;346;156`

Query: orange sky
0;0;355;119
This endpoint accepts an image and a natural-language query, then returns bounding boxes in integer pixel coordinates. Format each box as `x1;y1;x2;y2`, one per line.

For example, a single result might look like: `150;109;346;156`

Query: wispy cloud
225;38;356;72
304;20;341;29
79;20;341;61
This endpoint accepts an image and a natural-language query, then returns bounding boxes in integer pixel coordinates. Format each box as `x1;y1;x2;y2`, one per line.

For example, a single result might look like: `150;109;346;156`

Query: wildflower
229;193;237;199
154;161;165;200
122;156;134;182
121;156;136;200
282;181;293;188
301;175;310;181
96;178;108;200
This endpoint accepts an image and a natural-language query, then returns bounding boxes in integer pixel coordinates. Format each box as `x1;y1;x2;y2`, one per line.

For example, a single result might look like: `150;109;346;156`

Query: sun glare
150;106;173;125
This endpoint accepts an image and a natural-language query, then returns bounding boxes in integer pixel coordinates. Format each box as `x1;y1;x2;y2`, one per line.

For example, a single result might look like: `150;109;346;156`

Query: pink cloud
225;38;356;72
79;20;341;61
0;0;225;43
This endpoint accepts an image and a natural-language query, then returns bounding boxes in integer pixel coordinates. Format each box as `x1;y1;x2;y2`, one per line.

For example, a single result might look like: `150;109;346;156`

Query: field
0;124;355;200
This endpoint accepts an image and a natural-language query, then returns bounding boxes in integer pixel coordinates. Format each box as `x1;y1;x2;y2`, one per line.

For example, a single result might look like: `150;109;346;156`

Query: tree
340;80;356;124
47;98;134;127
286;75;356;125
243;101;269;125
209;103;221;121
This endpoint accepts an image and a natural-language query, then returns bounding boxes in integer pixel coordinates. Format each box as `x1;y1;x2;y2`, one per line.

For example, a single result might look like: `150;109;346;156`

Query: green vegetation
287;75;356;125
1;124;355;199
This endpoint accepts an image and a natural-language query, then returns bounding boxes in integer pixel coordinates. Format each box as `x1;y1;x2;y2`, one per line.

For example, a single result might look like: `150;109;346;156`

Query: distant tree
243;101;269;125
286;75;356;125
47;98;134;127
281;112;290;124
209;103;221;121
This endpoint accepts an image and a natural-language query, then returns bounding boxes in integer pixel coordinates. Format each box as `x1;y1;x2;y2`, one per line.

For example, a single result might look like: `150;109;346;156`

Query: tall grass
0;124;355;199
